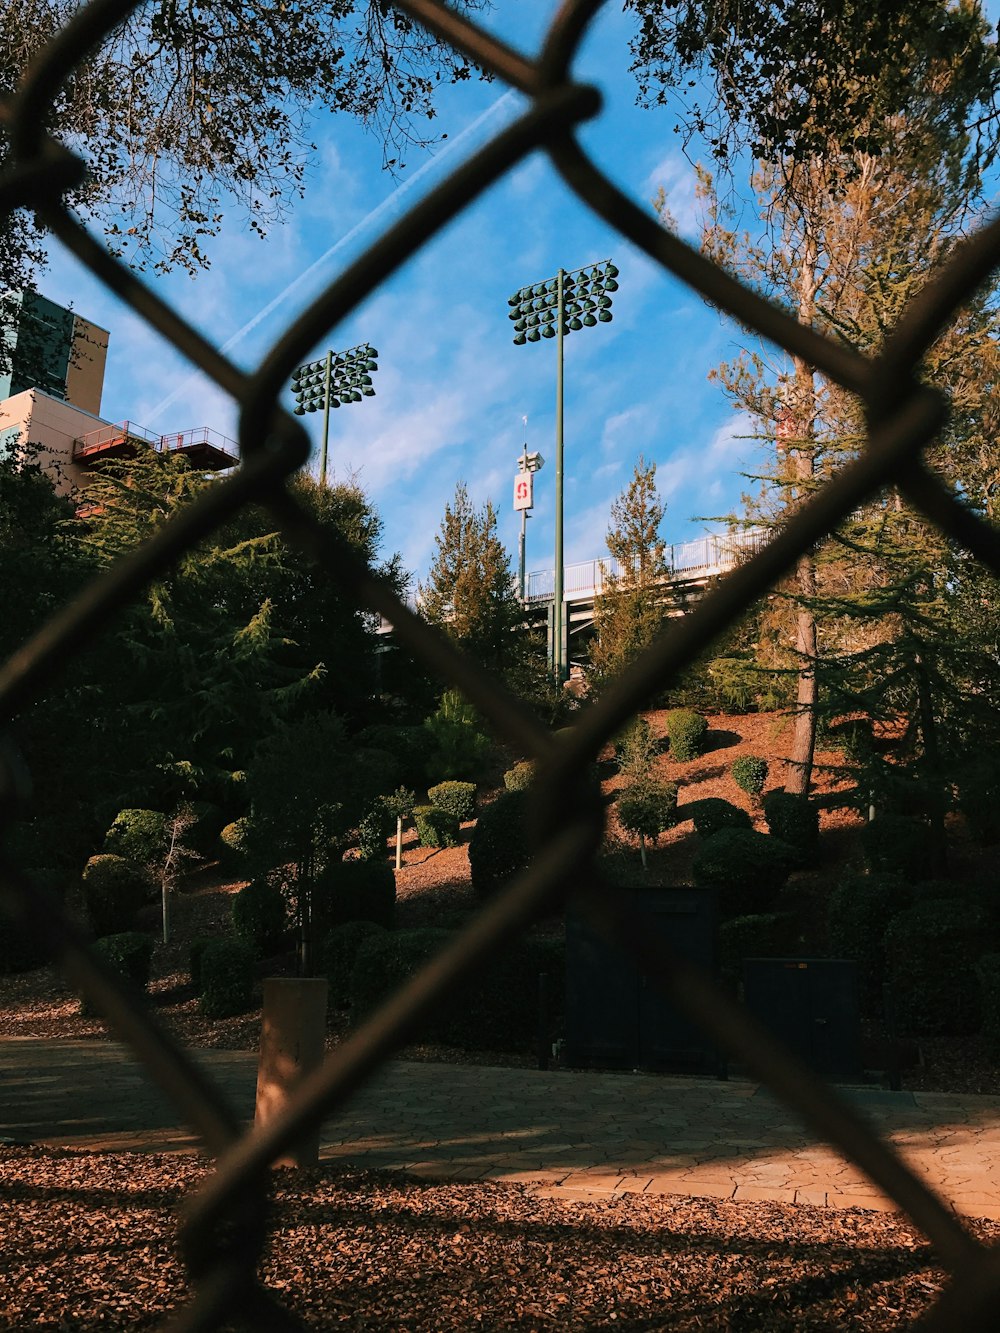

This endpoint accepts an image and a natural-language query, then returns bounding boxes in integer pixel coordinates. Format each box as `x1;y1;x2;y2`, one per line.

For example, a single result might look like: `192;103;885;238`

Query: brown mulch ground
1;1145;989;1331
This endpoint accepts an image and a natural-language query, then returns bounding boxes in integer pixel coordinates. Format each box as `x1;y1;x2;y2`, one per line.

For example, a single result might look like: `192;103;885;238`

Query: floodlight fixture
290;341;379;486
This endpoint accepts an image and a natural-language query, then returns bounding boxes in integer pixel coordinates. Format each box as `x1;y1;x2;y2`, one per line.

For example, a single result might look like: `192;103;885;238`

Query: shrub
884;899;994;1036
427;781;477;822
860;814;932;882
958;761;1000;846
616;780;678;852
613;717;656;779
351;928;564;1051
355;725;428;789
322;920;388;1008
104;809;168;866
665;709;708;762
976;953;1000;1058
469;791;530;901
231;878;287;957
189;935;216;992
218;818;256;876
423;692;493;781
762;791;820;853
503;760;535;792
691;829;796;916
684;798;752;837
731;756;768;802
82;932;155;1015
186;802;226;855
826;873;913;1011
357;801;393;861
718;912;798;988
81;854;149;937
412;805;460;849
314;858;396;931
199;937;255;1018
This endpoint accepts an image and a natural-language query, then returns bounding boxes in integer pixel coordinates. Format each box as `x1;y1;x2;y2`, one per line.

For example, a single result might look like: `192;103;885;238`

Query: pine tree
419;482;526;676
589;457;670;691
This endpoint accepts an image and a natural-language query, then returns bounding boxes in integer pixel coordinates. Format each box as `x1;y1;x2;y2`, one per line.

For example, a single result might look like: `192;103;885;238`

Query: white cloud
644;150;703;241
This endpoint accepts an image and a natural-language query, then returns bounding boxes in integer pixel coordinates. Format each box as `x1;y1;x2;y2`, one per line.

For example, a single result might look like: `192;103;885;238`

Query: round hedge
616;780;678;842
81;854;149;937
665;709;708;762
199;937;255;1018
231;878;287;956
685;797;752;837
104;808;168;866
412;804;460;849
468;791;531;901
82;932;155;1015
731;756;768;801
762;791;819;853
691;829;796;916
503;760;535;792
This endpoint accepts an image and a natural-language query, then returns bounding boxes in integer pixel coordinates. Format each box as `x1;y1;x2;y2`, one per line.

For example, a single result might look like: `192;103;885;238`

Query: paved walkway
4;1037;1000;1219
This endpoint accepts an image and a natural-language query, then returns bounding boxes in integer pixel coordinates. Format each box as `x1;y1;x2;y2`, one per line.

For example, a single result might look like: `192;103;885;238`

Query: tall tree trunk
785;231;819;797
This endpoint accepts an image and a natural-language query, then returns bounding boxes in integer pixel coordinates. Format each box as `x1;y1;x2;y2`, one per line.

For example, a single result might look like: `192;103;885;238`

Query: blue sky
41;2;801;586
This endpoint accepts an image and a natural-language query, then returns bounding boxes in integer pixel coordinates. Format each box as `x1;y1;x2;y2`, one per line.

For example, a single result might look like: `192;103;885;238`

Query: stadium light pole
507;260;618;681
291;341;379;486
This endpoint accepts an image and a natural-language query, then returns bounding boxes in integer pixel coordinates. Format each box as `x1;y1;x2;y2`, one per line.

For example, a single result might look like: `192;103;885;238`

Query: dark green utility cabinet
742;958;862;1079
565;887;720;1073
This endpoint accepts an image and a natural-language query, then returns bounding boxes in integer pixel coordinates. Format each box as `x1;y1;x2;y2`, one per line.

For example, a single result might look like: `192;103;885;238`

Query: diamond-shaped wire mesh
3;0;1000;1326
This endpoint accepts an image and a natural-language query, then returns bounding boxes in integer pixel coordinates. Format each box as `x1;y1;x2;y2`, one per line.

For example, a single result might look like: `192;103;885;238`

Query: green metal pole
554;269;565;683
320;349;333;487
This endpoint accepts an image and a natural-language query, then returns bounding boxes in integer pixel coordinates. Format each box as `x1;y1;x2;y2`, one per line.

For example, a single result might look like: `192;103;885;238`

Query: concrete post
254;976;328;1167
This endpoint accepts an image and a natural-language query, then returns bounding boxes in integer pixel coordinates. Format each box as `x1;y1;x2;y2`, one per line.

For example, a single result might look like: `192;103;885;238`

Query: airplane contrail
148;88;521;423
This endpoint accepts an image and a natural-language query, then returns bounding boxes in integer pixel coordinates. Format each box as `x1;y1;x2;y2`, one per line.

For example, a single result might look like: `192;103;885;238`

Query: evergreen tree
589;457;670;691
419;482;526;677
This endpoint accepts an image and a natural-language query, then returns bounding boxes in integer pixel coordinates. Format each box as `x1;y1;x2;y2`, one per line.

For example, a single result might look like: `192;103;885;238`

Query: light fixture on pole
513;427;544;602
290;341;379;486
507;260;618;681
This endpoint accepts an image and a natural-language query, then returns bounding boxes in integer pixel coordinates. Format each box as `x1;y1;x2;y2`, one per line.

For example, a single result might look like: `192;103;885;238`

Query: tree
627;0;999;178
589;457;670;691
693;30;1000;820
0;0;491;280
71;452;402;808
419;481;526;676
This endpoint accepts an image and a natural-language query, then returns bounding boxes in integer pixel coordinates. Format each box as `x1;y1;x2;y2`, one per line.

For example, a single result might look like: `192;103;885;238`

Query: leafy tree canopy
0;0;491;277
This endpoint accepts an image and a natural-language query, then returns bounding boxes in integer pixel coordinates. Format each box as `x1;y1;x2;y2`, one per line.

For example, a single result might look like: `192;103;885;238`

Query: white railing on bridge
524;528;768;603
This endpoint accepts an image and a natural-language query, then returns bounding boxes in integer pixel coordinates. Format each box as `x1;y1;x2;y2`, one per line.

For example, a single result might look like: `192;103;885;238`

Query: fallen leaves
3;1147;997;1330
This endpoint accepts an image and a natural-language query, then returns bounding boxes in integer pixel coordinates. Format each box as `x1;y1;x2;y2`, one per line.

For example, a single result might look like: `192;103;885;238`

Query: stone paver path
4;1037;1000;1218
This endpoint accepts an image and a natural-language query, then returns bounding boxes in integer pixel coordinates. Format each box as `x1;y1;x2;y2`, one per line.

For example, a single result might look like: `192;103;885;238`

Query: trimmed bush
231;878;287;957
82;932;155;1015
81;854;149;937
427;781;477;822
104;809;168;867
861;814;932;882
731;756;768;802
617;780;678;845
186;802;226;855
199;937;255;1018
322;920;388;1008
314;858;396;930
358;801;393;861
826;873;913;1011
351;928;564;1051
412;804;460;849
884;899;994;1036
355;724;428;789
189;935;216;992
218;818;256;876
469;791;530;901
762;791;820;853
665;709;708;762
691;829;796;917
503;760;535;792
718;912;798;987
684;797;752;837
976;953;1000;1058
613;717;655;779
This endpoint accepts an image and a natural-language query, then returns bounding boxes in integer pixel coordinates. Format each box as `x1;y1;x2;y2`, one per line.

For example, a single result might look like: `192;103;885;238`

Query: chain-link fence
3;0;1000;1327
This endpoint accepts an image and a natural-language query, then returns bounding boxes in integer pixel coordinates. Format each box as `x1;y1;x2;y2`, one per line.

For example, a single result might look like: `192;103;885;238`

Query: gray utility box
565;887;721;1074
742;958;862;1079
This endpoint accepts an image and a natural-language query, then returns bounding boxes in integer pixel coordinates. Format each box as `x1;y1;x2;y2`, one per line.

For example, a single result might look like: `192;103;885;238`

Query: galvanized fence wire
1;0;1000;1324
